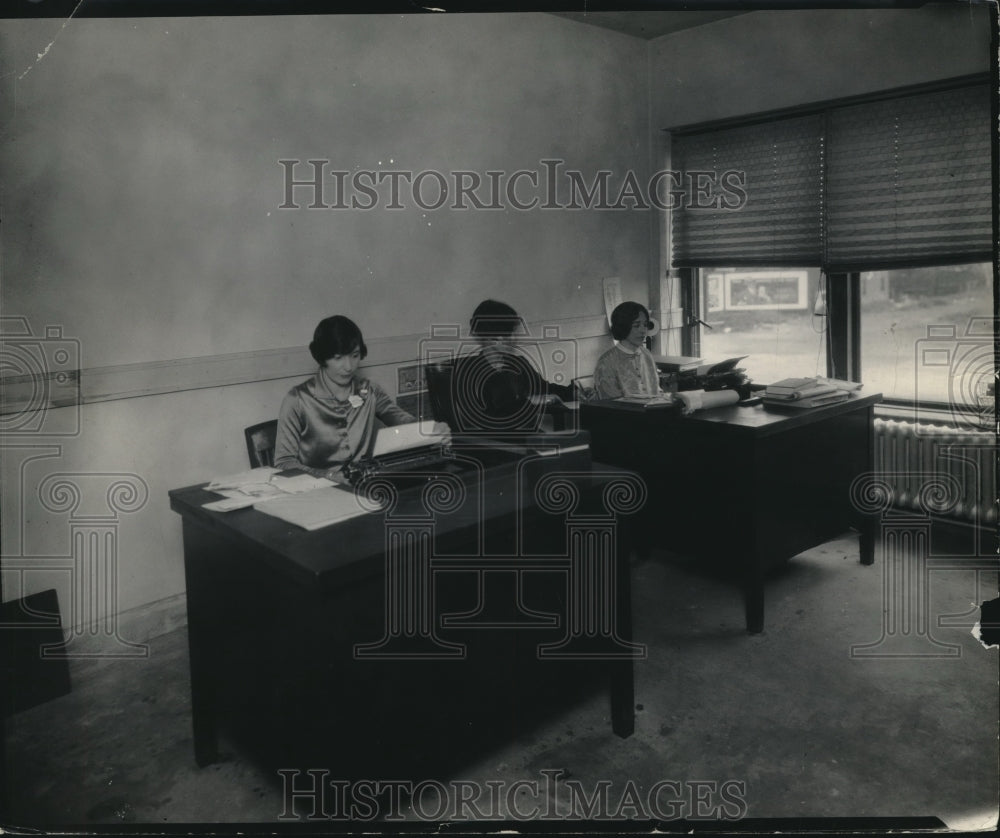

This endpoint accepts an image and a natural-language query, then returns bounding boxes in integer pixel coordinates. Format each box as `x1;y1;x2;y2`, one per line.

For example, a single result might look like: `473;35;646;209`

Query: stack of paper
614;393;676;409
202;468;335;512
763;377;861;409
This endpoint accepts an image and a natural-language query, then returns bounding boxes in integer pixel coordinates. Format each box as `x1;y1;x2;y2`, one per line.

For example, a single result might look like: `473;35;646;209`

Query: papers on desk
614;393;675;409
202;468;335;512
253;486;370;531
762;376;862;409
206;467;279;491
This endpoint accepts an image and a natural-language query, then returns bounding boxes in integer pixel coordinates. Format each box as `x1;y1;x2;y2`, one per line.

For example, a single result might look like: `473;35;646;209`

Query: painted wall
0;13;651;623
1;13;651;368
649;5;992;130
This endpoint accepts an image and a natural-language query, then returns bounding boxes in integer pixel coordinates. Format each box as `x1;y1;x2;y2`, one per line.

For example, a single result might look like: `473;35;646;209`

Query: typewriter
342;423;454;487
341;423;525;488
668;355;753;400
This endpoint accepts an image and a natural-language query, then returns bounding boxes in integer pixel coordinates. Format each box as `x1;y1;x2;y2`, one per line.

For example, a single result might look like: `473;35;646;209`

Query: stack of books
653;355;702;392
654;355;702;374
762;377;862;409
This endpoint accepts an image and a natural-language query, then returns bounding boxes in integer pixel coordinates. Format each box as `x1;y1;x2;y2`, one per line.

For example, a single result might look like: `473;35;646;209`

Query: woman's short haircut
309;315;367;365
470;299;524;338
610;301;651;341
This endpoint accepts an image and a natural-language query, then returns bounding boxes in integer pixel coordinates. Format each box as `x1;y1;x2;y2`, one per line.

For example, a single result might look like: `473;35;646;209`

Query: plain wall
1;13;651;368
649;5;992;130
0;12;652;620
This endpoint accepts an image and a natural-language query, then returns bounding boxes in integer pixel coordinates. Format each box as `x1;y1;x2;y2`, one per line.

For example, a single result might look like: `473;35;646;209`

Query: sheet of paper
372;420;447;458
253;486;372;531
615;394;673;404
206;467;279;491
212;484;286;502
269;474;335;493
202;496;262;512
602;277;623;326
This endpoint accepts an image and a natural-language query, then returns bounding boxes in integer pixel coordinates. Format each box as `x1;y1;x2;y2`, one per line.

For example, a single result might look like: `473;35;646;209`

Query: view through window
859;263;994;407
697;268;827;387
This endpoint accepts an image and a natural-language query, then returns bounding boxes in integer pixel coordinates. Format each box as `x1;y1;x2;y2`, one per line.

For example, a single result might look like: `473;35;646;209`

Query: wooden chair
423;361;457;430
244;420;278;468
571;375;596;401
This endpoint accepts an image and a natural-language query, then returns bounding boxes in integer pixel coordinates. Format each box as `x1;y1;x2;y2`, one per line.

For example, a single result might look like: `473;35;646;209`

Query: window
859;263;994;407
670;78;994;408
697;267;827;386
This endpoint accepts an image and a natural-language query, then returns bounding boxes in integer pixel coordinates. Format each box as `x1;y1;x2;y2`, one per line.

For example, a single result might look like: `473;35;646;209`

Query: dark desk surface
170;439;614;591
581;392;883;439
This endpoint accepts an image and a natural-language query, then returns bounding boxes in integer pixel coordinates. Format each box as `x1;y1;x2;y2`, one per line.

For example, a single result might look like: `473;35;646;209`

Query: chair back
244;420;278;469
423;361;457;430
571;375;596;401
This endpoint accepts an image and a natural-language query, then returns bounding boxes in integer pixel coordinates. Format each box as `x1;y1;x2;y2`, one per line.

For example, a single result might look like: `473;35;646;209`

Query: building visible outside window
697;267;826;387
859;263;994;408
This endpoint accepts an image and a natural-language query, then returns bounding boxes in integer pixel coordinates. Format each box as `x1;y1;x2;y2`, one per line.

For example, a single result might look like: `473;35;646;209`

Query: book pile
762;377;862;409
653;355;701;392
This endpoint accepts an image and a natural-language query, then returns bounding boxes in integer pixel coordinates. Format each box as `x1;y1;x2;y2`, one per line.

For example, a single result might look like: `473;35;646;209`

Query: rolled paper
674;388;738;414
702;389;740;410
674;389;702;413
646;317;661;338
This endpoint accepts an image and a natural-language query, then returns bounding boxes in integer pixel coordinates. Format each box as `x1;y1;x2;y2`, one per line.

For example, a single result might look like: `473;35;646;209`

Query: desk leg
611;519;635;738
859;519;876;566
181;522;219;767
744;562;765;635
187;639;219;767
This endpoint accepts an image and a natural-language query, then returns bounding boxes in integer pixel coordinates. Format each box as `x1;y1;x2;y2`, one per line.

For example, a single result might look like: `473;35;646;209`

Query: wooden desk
170;441;642;772
581;394;881;633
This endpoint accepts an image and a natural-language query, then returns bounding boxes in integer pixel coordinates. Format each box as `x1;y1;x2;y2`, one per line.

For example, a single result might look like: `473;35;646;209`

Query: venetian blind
671;115;825;267
825;83;992;271
670;81;993;271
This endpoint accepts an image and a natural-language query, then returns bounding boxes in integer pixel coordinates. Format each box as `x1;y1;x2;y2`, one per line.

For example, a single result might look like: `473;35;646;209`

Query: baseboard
58;592;188;657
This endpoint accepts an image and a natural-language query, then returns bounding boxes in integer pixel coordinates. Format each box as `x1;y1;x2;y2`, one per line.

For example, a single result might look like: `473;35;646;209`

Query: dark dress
448;351;575;433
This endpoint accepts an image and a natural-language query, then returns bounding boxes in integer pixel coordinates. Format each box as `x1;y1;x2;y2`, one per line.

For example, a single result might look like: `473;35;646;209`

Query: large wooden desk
170;440;642;773
581;394;881;633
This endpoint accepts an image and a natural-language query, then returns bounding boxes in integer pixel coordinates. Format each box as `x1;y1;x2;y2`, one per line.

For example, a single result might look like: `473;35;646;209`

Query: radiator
873;419;998;526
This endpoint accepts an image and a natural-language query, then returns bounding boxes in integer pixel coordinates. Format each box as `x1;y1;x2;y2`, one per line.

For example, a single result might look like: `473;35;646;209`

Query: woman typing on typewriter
593;301;662;399
451;299;577;432
274;315;416;481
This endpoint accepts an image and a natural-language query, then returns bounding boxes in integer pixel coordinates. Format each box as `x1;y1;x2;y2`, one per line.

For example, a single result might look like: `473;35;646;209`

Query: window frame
671;74;996;413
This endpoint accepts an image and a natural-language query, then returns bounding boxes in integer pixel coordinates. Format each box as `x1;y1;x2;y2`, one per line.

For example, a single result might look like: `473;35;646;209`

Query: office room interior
1;0;997;831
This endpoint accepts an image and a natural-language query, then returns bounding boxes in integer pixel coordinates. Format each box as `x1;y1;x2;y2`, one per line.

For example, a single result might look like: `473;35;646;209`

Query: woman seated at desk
451;299;576;431
593;301;661;400
274;315;416;480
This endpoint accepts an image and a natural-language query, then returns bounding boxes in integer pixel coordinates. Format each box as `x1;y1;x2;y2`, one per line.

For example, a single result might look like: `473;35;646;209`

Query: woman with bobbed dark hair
274;315;415;479
593;301;661;399
450;299;577;431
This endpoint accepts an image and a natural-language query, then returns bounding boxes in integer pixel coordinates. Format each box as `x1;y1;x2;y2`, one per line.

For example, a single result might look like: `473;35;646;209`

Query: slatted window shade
670;81;993;272
825;83;992;271
671;115;824;267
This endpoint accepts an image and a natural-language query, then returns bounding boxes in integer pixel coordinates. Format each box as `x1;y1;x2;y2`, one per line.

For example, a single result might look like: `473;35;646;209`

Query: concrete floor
3;530;997;830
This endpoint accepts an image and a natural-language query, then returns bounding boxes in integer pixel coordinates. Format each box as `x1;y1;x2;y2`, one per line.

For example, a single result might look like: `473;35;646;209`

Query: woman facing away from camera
274;315;416;480
593;301;662;400
450;299;577;431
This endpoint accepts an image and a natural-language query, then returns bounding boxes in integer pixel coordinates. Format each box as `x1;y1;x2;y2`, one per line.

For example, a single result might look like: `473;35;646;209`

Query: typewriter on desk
341;423;530;489
656;354;754;401
342;423;460;488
